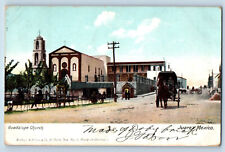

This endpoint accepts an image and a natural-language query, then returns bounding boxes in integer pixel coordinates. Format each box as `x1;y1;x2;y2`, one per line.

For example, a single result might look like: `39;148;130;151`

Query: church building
49;46;108;82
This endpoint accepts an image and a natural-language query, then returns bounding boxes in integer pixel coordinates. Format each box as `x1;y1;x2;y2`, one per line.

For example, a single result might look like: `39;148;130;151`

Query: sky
5;6;221;87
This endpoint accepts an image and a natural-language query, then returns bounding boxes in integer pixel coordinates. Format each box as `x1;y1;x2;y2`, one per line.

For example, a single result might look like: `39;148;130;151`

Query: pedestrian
125;89;128;100
127;90;130;100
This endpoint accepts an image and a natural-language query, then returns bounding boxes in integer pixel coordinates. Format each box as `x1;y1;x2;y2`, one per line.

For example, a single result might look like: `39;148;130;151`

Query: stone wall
116;74;156;97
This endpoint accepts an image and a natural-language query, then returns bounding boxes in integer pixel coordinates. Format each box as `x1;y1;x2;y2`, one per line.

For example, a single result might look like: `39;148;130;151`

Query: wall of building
94;55;111;73
81;54;106;82
107;62;165;82
116;74;156;97
177;77;187;89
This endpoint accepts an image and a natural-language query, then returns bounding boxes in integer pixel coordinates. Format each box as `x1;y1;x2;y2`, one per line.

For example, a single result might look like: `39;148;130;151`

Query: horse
156;78;169;108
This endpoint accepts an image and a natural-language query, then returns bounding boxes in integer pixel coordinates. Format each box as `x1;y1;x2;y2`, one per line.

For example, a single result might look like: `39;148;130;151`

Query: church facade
49;46;108;82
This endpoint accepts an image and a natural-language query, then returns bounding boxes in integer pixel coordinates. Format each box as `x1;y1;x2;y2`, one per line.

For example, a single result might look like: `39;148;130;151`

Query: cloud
96;44;108;54
111;17;161;43
94;11;116;27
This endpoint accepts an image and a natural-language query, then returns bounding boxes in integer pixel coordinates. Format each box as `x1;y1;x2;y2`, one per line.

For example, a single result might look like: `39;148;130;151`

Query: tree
5;59;19;97
34;62;45;90
43;68;58;95
23;60;35;99
5;59;19;77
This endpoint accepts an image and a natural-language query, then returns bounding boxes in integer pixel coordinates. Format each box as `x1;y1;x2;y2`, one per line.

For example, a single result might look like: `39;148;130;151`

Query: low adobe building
107;61;166;97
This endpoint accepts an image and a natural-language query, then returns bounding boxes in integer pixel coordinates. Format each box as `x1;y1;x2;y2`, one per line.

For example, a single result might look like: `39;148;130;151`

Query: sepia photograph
4;6;221;146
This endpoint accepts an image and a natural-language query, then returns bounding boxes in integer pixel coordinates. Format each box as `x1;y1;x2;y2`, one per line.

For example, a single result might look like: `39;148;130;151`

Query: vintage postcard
4;6;221;146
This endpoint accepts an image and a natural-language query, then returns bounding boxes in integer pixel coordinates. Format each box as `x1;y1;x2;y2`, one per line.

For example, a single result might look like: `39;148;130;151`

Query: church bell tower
32;32;47;69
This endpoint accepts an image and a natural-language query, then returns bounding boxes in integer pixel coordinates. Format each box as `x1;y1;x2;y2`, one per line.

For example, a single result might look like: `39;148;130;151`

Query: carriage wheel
177;90;180;108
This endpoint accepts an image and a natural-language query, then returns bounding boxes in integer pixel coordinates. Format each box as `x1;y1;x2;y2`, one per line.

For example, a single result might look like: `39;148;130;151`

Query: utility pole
108;41;120;102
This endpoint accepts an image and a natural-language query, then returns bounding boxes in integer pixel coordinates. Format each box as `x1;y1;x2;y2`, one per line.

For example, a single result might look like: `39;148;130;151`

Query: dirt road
5;90;221;124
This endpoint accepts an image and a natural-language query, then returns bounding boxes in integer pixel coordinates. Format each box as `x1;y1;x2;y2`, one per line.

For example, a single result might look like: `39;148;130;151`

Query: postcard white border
1;0;224;152
4;123;221;146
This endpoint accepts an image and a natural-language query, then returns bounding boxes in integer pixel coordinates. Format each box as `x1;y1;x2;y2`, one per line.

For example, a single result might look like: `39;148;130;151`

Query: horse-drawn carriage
155;71;180;108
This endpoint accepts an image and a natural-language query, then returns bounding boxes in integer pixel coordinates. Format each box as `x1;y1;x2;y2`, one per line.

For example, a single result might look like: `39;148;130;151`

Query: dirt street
5;89;221;124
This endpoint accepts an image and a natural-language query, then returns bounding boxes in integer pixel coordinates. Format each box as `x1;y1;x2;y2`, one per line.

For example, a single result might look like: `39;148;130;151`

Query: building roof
49;46;82;55
107;61;165;66
71;82;113;90
36;35;44;40
177;76;187;80
49;46;104;62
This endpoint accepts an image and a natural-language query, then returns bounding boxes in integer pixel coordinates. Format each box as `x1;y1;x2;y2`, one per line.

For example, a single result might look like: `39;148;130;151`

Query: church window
53;64;57;72
36;41;39;49
62;62;67;69
43;53;46;61
88;65;90;72
35;53;38;65
73;63;76;71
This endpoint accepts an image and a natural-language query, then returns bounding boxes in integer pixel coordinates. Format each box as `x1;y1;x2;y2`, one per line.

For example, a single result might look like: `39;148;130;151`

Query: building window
148;65;151;71
120;66;123;73
88;65;90;72
62;62;67;69
98;68;100;75
85;75;88;82
117;74;120;81
101;70;102;75
112;66;117;72
73;63;76;71
53;64;57;72
36;41;39;49
95;67;97;74
134;65;138;72
141;65;144;72
126;66;131;72
34;53;38;65
159;65;162;71
153;66;156;71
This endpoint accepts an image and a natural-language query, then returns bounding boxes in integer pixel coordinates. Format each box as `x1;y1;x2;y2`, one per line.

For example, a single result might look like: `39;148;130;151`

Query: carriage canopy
157;71;177;84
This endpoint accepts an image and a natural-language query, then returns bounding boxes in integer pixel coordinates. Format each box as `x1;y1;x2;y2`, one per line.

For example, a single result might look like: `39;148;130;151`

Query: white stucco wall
81;54;106;82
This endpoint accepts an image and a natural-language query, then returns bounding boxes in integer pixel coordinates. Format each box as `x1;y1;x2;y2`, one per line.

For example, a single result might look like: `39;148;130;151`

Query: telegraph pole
108;41;120;102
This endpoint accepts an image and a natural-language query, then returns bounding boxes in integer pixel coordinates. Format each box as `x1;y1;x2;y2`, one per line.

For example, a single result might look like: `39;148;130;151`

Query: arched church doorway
61;69;68;79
